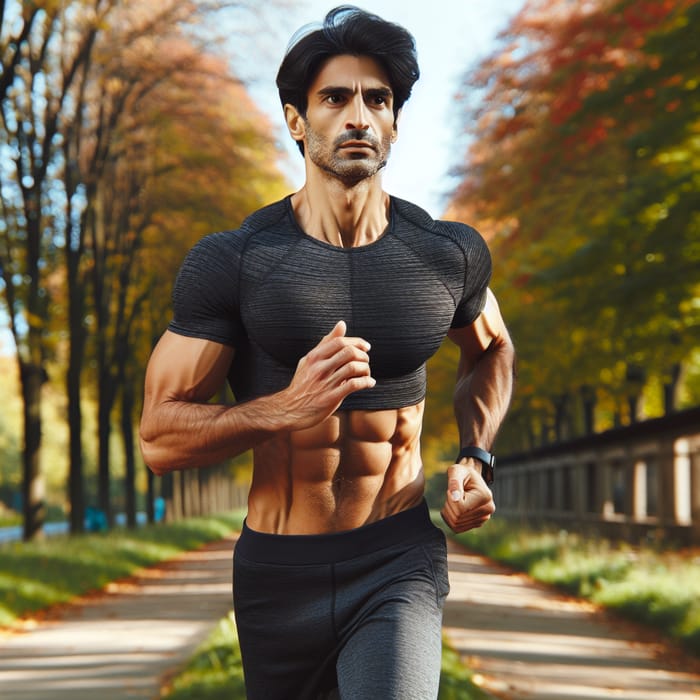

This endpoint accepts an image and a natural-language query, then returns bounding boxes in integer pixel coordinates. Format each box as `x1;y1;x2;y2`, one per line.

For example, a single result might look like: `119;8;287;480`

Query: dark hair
276;5;420;153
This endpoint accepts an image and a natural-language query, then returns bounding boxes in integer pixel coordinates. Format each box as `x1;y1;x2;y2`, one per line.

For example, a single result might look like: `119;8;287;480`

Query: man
140;6;514;699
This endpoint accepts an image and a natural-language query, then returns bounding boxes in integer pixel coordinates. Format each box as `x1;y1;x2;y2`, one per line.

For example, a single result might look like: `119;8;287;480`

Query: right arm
139;321;374;475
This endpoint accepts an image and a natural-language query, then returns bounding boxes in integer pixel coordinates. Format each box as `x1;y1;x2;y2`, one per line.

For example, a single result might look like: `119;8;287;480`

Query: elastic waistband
235;500;436;565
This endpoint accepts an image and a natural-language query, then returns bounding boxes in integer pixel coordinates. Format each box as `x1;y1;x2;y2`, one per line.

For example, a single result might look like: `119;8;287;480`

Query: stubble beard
305;124;392;187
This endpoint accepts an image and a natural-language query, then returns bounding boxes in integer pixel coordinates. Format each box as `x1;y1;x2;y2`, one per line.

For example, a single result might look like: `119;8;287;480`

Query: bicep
143;330;235;407
447;289;510;377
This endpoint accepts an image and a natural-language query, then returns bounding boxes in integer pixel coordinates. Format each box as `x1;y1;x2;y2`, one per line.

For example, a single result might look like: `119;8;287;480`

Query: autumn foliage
0;0;288;536
435;0;700;453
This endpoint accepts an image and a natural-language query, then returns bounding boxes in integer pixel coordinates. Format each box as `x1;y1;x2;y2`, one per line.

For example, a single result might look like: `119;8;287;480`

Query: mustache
333;129;380;149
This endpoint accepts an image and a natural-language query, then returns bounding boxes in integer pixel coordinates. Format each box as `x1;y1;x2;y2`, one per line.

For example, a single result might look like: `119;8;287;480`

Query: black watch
456;446;495;485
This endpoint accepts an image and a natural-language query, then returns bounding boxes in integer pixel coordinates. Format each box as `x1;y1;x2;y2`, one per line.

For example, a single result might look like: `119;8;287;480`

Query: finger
323;320;347;340
311;344;371;380
332;359;372;382
445;490;495;523
441;502;494;533
446;463;469;503
320;321;373;352
322;375;377;408
313;334;371;362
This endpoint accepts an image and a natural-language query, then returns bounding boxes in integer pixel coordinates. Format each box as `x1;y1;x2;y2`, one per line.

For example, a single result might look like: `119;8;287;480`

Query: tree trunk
146;469;156;524
121;382;137;529
20;361;45;540
97;371;115;527
553;394;569;443
579;385;597;436
66;248;86;534
663;363;681;415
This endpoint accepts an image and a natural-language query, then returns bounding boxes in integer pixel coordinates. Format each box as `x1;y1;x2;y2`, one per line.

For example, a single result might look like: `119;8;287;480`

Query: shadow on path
0;536;236;700
442;540;700;700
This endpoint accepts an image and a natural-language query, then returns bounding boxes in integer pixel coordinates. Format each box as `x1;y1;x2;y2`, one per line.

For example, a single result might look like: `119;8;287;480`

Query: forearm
454;336;515;449
139;391;291;475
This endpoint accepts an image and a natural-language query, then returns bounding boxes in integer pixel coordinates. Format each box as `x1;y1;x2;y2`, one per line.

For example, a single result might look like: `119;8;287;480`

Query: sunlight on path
442;542;700;700
0;537;235;700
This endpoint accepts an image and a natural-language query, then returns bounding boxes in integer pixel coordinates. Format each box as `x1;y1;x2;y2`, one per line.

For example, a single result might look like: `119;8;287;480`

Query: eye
325;94;345;105
367;92;391;108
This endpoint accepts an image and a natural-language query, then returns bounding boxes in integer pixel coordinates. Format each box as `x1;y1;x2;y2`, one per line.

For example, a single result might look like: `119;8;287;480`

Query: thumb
325;320;347;339
447;463;469;502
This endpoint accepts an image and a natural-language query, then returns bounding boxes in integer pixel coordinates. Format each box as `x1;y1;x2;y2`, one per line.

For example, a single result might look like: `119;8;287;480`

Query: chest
238;241;458;379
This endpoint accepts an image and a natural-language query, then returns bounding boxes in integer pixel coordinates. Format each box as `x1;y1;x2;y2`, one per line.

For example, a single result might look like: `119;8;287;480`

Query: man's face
300;54;397;185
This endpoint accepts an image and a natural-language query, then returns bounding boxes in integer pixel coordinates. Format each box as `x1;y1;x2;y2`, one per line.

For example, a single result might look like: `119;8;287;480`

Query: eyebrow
317;86;393;99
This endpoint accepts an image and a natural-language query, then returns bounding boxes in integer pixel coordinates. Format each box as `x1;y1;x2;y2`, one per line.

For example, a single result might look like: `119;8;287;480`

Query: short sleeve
167;231;245;347
449;224;492;329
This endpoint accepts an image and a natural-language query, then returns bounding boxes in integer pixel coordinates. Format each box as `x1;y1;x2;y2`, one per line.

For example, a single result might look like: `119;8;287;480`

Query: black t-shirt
169;195;491;410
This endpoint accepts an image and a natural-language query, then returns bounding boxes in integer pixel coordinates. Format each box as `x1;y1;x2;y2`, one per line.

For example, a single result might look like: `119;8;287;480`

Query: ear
284;104;306;142
391;108;402;143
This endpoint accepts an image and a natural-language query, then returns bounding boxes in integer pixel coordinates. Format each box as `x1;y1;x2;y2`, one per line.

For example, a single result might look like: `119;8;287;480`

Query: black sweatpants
232;500;450;699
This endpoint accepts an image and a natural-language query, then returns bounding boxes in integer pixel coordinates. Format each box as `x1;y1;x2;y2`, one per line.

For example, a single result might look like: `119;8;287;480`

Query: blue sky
235;0;526;217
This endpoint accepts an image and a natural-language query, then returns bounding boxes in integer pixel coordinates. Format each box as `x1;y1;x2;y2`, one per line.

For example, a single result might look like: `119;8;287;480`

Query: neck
291;170;390;248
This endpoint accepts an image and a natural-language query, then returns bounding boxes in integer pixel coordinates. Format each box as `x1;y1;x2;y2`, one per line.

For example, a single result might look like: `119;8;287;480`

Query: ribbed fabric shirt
169;195;492;410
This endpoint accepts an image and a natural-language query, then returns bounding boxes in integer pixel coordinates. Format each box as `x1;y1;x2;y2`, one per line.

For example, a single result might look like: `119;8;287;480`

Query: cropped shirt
168;195;491;410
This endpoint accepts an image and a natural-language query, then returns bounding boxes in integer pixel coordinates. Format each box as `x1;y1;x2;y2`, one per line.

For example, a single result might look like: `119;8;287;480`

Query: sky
234;0;526;218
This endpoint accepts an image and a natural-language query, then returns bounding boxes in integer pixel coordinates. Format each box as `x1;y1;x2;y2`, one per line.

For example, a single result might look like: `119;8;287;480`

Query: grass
442;516;700;656
0;511;245;626
161;612;247;700
161;611;493;700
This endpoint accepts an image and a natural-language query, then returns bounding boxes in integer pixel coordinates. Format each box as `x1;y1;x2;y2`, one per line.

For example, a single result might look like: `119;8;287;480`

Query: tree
446;0;699;451
1;0;285;536
77;6;288;525
0;0;116;538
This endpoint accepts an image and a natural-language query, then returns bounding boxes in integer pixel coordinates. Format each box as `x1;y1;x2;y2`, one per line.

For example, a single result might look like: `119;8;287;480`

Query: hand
440;461;495;533
281;320;375;431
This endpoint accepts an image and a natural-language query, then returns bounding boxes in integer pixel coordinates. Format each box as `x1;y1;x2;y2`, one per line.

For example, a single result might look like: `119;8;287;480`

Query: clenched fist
440;461;495;533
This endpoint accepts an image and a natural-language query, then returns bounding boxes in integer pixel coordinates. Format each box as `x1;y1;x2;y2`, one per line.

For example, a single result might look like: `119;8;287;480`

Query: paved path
443;540;700;700
1;534;699;699
0;536;235;700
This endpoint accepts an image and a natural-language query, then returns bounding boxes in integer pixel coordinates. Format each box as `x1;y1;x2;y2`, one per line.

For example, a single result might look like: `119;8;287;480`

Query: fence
494;406;700;545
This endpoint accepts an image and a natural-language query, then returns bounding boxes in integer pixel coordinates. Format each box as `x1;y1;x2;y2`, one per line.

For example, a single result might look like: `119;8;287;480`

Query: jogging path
0;535;236;700
0;534;698;699
444;539;700;700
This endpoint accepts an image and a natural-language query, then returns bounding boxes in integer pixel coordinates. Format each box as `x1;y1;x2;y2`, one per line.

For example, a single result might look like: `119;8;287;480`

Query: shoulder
391;196;490;262
238;196;290;235
185;197;291;264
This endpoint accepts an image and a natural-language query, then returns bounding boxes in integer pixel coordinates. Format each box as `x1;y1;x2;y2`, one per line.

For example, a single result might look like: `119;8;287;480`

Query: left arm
440;288;515;533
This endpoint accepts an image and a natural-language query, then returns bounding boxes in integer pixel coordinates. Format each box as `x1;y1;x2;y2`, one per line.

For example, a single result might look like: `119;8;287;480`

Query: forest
1;0;698;539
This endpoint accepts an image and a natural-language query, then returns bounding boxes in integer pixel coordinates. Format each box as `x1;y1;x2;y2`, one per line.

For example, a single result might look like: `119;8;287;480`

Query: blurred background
0;0;698;541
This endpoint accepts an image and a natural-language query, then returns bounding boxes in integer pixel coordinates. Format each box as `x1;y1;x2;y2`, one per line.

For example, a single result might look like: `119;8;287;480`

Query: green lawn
441;516;700;656
0;512;245;626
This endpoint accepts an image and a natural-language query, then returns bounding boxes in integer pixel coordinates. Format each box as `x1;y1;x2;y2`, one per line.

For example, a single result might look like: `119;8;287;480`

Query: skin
140;54;515;535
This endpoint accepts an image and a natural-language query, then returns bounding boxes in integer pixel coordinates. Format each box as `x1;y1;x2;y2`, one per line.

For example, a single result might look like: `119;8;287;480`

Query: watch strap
456;446;495;485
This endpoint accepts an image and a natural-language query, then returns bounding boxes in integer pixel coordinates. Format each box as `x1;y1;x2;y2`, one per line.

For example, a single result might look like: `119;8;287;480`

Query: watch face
482;462;495;486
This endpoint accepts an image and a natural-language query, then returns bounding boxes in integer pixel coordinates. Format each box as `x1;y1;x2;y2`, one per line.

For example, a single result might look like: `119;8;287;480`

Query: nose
345;94;369;131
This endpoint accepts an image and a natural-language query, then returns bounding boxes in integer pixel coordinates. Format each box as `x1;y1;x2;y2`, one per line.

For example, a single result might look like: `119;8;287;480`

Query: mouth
339;140;376;151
